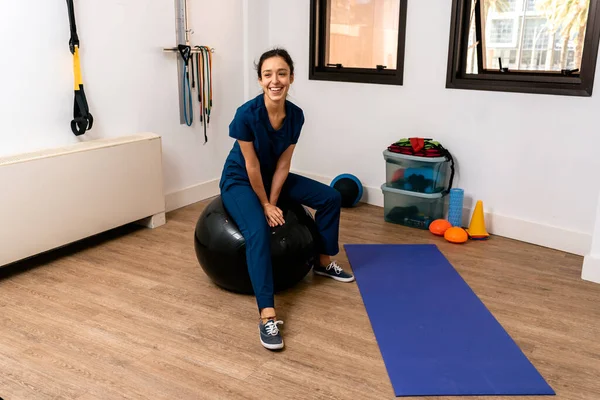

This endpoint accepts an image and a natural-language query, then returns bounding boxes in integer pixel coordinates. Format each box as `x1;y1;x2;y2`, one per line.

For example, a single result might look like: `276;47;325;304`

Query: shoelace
327;261;343;274
264;320;283;336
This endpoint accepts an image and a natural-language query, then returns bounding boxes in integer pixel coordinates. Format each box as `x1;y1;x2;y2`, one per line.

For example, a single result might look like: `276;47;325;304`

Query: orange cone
466;200;489;240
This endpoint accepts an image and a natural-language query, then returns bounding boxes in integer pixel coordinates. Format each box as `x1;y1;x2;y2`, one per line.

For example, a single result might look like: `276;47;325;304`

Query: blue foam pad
344;243;555;397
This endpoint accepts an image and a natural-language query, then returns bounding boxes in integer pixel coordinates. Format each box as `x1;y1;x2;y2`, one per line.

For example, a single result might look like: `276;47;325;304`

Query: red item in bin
387;138;445;157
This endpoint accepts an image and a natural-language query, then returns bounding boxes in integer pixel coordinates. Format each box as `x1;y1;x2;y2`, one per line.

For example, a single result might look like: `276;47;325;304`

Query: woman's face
259;56;294;103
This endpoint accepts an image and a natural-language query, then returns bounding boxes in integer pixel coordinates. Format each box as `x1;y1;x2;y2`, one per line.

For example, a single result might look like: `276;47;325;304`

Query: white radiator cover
0;133;166;267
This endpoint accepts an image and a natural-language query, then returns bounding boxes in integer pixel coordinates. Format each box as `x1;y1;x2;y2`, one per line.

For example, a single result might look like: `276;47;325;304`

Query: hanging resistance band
194;46;213;143
66;0;93;136
178;44;193;126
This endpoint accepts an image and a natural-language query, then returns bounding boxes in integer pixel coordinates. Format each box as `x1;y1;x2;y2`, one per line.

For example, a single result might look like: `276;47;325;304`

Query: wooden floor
1;198;599;400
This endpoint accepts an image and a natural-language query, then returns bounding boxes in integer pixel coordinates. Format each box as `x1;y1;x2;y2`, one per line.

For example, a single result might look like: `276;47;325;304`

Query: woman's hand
263;203;285;227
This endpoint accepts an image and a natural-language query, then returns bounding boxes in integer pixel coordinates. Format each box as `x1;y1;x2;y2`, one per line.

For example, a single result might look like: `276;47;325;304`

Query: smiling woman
216;48;356;351
255;49;296;130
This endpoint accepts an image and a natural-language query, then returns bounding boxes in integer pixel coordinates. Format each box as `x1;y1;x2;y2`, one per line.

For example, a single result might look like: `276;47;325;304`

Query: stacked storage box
381;150;451;230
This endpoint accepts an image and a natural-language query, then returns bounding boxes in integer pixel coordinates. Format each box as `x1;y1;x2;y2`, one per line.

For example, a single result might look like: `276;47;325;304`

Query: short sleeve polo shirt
219;94;305;192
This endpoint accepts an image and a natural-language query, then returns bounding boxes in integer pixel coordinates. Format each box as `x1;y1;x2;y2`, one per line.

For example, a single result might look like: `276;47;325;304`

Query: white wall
0;0;244;210
267;0;600;256
244;0;272;101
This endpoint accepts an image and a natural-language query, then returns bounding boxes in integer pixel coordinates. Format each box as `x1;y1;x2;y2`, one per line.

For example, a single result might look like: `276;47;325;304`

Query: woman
219;48;354;351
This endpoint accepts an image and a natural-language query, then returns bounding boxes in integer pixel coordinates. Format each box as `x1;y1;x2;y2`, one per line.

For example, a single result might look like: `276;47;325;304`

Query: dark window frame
309;0;408;86
446;0;600;96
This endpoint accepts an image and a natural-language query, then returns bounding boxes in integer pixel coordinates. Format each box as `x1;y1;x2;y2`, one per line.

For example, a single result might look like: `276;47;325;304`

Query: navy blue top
219;94;305;192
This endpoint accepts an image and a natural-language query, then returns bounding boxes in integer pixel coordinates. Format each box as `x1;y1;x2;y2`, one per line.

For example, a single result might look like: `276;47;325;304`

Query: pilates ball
444;227;468;244
429;219;452;236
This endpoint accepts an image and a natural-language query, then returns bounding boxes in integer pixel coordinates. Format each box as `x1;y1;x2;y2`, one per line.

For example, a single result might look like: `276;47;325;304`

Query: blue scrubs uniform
219;94;341;310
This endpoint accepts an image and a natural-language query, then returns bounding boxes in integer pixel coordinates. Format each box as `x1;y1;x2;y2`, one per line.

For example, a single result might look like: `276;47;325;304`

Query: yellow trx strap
67;0;93;136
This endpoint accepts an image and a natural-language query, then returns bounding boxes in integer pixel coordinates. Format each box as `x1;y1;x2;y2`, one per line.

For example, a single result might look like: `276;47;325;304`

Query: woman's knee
326;186;342;208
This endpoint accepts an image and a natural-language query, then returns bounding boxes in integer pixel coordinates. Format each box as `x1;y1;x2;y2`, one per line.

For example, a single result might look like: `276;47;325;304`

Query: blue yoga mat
344;243;555;397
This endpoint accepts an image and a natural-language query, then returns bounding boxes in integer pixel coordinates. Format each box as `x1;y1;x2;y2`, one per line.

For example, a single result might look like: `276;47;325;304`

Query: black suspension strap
66;0;93;136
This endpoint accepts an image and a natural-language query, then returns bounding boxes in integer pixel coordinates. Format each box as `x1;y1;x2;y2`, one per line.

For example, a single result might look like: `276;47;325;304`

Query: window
309;0;408;85
446;0;600;96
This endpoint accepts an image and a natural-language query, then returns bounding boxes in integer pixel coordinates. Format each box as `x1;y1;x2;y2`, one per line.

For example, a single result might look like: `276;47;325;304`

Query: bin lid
383;149;448;163
380;183;445;199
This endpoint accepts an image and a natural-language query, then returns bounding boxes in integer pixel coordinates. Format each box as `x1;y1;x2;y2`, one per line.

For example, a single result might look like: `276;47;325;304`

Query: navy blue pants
221;173;342;310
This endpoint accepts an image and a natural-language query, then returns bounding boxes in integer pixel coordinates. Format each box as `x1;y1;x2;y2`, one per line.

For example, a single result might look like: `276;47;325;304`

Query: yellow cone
466;200;489;239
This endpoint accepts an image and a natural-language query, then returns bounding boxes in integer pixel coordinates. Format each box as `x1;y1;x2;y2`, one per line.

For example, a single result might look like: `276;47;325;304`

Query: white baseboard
291;169;591;256
462;208;591;256
582;255;600;284
165;179;220;213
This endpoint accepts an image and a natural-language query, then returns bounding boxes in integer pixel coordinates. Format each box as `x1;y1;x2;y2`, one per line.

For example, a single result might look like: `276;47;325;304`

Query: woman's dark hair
256;48;294;79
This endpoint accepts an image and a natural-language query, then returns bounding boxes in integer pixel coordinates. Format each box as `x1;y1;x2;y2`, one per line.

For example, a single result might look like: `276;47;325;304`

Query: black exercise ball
193;196;319;295
331;174;363;207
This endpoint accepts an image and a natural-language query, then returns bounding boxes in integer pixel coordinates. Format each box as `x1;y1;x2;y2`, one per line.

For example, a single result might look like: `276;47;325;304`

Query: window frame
446;0;600;96
308;0;408;86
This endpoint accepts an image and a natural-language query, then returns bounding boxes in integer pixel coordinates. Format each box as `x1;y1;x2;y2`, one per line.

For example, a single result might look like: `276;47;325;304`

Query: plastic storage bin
383;150;449;194
381;184;446;230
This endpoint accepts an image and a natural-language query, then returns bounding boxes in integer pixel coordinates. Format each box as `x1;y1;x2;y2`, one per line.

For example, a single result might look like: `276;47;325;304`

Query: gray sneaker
259;319;284;350
314;260;355;282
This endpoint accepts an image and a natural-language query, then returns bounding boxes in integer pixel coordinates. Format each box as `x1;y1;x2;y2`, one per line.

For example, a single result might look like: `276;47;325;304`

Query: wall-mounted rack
165;0;216;126
163;44;215;129
163;47;215;54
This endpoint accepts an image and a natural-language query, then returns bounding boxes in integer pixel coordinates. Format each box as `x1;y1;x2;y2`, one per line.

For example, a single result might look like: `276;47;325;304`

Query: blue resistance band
178;45;193;126
182;58;193;126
